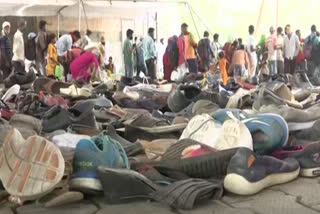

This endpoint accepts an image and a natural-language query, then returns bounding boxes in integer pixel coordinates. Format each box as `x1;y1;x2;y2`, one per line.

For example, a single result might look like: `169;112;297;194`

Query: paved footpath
1;177;320;214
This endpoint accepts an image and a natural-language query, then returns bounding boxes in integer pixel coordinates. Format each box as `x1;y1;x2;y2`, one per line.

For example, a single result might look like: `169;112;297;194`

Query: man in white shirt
12;19;27;73
276;27;285;74
266;26;277;76
56;31;81;81
283;24;300;74
247;25;258;78
211;33;221;63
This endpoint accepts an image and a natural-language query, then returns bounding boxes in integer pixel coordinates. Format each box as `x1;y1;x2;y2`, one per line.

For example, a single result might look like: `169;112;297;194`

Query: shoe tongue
95;138;104;151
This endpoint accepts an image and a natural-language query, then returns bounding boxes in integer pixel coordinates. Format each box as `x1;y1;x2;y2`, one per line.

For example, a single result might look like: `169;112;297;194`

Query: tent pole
155;12;158;41
78;0;81;31
57;13;60;38
276;0;279;27
187;3;200;40
188;4;213;35
255;0;265;37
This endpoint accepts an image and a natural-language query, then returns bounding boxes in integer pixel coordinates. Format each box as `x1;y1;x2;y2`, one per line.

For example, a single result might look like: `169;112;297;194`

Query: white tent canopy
0;0;185;17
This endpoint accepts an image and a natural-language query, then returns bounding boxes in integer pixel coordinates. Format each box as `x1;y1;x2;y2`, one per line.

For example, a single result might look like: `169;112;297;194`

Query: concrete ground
1;177;320;214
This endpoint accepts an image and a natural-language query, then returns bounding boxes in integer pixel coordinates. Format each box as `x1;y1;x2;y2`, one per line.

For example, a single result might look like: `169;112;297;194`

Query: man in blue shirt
143;28;157;81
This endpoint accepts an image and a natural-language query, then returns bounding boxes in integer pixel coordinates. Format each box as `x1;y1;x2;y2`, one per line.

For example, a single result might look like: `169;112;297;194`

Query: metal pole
187;3;200;40
57;13;60;37
255;0;265;37
155;12;158;41
78;0;81;32
188;3;213;35
276;0;279;28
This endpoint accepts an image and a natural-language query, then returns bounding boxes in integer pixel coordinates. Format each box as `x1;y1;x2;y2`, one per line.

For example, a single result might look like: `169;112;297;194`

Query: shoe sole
224;168;300;195
159;148;237;179
70;178;103;193
0;128;64;200
288;120;317;131
300;167;320;177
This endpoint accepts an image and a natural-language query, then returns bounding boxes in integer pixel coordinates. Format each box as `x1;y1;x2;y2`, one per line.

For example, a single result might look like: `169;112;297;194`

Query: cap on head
28;32;37;40
2;21;10;29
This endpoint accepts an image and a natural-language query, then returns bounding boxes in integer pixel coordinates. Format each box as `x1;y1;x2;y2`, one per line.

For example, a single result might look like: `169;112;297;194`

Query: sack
55;65;63;80
304;36;315;60
171;63;189;82
25;38;36;61
167;36;179;68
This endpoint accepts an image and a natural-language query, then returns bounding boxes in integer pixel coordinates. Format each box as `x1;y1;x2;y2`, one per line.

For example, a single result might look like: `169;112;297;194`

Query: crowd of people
122;22;320;89
2;17;320;213
0;19;115;87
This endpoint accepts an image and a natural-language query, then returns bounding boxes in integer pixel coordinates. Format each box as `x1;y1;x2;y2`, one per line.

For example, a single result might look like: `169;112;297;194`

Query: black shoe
41;105;97;133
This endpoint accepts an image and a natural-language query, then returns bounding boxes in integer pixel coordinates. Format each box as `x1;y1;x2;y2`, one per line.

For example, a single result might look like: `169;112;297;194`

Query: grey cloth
259;103;320;123
35;31;47;76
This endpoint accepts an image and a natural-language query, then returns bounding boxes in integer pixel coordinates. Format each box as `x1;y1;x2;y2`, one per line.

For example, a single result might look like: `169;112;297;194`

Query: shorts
233;64;246;77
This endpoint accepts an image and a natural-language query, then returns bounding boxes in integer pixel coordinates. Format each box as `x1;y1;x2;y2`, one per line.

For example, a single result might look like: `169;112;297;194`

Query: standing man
197;31;213;72
182;23;198;73
98;36;106;65
276;27;285;74
143;27;157;80
283;24;300;74
136;37;146;78
156;38;166;78
56;31;81;80
35;20;48;76
79;30;92;50
211;33;221;64
247;25;258;78
266;26;277;76
0;21;12;79
123;29;134;80
12;19;27;73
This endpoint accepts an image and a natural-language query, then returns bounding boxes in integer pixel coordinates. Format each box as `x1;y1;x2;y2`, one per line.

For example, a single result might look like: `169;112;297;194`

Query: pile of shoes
2;74;320;212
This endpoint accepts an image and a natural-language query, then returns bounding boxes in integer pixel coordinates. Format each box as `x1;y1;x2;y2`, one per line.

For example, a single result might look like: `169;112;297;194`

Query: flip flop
97;167;222;210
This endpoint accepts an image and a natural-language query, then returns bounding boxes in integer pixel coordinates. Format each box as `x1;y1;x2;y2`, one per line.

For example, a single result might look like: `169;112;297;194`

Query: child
218;51;228;86
47;33;58;79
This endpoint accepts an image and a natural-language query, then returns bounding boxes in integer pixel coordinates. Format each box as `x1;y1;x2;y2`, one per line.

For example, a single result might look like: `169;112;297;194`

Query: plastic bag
55;64;63;80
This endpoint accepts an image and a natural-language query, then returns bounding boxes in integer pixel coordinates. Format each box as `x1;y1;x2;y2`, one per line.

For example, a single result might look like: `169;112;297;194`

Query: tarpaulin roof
0;0;186;17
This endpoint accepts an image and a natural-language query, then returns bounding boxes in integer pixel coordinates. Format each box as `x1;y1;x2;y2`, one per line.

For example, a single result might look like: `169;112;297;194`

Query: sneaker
259;103;320;131
224;147;300;195
215;119;253;151
42;105;98;133
213;109;289;154
293;120;320;141
70;134;129;193
225;88;252;109
253;82;302;111
0;128;65;200
1;84;20;103
271;142;320;177
192;100;220;116
180;114;222;149
168;85;201;113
